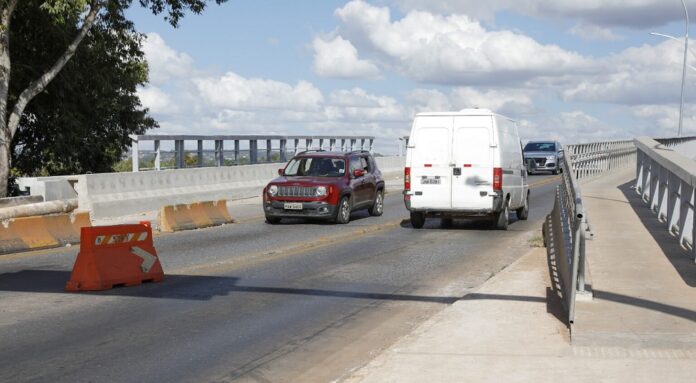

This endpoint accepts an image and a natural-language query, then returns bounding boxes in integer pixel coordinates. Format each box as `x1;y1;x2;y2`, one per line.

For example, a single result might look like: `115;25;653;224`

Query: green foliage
10;0;157;176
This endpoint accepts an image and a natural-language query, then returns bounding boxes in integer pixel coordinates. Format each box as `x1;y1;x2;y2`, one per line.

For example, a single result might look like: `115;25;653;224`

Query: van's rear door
451;116;494;211
409;117;452;210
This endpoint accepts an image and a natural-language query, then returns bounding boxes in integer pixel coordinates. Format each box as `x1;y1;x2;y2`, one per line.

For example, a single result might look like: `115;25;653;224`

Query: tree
10;0;156;177
0;0;226;195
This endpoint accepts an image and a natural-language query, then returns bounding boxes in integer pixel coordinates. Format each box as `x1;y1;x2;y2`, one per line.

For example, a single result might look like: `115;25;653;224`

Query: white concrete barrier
18;157;405;219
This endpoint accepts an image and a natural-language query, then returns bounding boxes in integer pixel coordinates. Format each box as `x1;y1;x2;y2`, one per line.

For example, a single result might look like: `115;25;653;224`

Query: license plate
421;177;441;185
283;202;303;210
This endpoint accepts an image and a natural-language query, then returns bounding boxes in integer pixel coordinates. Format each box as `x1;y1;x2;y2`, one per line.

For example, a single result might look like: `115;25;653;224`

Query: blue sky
127;1;696;154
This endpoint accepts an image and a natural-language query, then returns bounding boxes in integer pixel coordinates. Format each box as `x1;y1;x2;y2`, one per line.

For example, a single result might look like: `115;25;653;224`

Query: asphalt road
0;174;559;383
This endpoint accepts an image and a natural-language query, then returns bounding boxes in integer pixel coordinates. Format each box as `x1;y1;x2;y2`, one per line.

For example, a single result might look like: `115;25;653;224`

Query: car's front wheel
368;189;384;216
335;196;351;224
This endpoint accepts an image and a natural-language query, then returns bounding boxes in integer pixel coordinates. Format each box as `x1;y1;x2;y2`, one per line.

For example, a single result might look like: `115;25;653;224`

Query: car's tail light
493;167;502;191
405;167;411;191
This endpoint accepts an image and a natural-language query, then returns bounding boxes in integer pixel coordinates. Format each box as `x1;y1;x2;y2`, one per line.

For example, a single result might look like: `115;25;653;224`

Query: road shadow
399;217;499;231
0;269;461;304
617;181;696;287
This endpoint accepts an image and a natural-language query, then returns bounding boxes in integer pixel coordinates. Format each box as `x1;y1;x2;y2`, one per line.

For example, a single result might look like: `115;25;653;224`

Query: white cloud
392;0;695;28
569;24;623;41
193;73;324;111
312;36;381;79
142;33;195;85
333;1;590;85
137;86;175;114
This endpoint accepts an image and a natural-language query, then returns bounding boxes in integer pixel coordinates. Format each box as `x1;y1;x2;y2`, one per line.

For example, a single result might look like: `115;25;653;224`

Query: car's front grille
278;186;317;197
533;158;546;166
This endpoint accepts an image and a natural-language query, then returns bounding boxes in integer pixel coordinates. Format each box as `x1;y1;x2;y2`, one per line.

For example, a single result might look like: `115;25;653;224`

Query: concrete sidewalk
574;168;696;348
345;168;696;383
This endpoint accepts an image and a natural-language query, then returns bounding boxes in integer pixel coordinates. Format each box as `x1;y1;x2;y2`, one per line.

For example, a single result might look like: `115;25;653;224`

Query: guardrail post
369;139;374;153
329;139;336;151
319;138;325;150
234;140;240;165
197;140;204;167
294;139;299;155
154;140;160;171
175;140;184;169
280;139;287;162
350;139;356;151
131;137;140;172
305;138;312;151
250;140;258;164
266;139;272;163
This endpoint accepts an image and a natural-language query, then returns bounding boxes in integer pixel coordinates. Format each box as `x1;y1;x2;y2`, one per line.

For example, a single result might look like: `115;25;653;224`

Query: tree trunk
0;1;101;196
0;0;18;197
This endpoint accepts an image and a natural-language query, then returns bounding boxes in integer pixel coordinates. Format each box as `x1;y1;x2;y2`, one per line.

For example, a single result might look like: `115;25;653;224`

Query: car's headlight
316;186;327;197
268;185;278;196
546;156;556;160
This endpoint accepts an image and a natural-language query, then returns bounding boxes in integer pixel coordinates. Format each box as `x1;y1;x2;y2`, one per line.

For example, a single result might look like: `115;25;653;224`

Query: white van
403;109;529;230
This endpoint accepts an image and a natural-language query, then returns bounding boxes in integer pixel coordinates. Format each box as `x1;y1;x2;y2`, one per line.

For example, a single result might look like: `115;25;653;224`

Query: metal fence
635;136;696;261
547;136;696;323
565;140;637;181
128;134;375;172
544;153;590;323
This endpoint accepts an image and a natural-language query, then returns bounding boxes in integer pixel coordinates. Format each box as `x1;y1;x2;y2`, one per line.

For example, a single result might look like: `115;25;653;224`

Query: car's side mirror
353;169;365;178
278;168;284;176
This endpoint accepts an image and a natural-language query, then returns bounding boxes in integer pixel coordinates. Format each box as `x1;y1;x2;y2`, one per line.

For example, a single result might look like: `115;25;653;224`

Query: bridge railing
566;140;636;181
129;134;375;172
545;153;590;323
547;138;643;323
635;136;696;261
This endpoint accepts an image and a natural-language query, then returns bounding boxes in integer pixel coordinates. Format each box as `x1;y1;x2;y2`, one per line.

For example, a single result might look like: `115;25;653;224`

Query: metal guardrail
128;134;375;172
547;138;646;323
544;154;590;323
635;136;696;260
548;136;695;323
566;140;636;181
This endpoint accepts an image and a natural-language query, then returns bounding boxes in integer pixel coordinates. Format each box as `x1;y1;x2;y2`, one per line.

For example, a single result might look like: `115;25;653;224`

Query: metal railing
635;136;696;260
128;134;375;172
544;153;590;323
566;140;636;181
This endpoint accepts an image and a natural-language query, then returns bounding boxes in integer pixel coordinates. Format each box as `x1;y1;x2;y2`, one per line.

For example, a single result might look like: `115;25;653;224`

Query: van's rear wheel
516;193;529;221
495;201;509;230
410;212;426;229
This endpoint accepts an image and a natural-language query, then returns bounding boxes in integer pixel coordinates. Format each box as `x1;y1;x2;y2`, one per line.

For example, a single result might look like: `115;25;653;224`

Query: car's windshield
284;157;346;177
524;142;556;152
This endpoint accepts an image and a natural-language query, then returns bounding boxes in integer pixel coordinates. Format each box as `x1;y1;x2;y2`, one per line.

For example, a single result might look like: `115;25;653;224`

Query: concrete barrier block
0;211;91;254
159;200;233;233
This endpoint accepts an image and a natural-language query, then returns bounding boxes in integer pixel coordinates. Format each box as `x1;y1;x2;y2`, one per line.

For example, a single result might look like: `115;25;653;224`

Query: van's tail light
493;167;502;191
405;167;411;191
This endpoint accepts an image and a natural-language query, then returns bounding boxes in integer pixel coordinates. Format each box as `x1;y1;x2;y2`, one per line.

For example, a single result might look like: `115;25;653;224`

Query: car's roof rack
295;149;327;155
347;150;371;155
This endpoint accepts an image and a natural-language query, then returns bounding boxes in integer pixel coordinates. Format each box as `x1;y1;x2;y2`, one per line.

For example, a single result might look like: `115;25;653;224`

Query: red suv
263;150;385;224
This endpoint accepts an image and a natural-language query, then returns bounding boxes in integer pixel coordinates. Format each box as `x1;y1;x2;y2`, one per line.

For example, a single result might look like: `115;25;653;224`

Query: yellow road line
171;218;404;275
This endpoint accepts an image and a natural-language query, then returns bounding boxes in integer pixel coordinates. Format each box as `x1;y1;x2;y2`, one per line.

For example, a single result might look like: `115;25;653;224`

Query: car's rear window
524;142;556;152
284;157;346;177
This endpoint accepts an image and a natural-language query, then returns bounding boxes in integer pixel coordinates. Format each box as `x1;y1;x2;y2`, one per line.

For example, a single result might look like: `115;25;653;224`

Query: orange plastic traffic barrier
65;222;164;291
